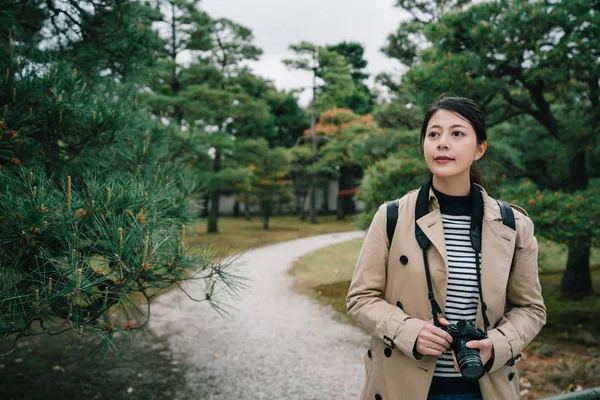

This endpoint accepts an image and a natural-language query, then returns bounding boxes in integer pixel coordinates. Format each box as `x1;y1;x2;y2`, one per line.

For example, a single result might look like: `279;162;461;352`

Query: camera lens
454;340;485;381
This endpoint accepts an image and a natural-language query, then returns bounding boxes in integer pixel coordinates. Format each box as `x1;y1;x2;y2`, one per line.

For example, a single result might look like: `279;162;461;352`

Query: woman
346;96;546;400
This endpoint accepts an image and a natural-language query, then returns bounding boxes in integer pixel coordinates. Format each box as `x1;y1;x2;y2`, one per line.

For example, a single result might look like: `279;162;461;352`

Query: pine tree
0;3;243;353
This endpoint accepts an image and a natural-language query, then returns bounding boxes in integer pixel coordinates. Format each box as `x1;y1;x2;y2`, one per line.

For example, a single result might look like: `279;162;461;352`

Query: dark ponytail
470;164;487;191
420;95;488;190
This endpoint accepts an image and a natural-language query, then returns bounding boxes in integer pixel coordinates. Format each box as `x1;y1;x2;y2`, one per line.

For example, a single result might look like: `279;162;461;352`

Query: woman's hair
419;95;488;190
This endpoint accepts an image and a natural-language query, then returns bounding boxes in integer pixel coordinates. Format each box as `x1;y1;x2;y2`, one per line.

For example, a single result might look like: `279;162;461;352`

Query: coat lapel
416;210;448;269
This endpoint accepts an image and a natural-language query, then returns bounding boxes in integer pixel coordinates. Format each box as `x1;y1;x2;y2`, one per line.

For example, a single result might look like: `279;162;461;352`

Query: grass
186;215;358;255
537;236;600;273
291;238;364;324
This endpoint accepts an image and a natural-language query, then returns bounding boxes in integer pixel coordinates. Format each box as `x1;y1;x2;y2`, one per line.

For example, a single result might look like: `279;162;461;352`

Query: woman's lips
434;157;454;164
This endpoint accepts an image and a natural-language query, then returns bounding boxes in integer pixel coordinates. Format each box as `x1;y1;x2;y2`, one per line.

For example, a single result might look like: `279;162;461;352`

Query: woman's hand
467;338;494;365
451;338;494;372
414;317;453;357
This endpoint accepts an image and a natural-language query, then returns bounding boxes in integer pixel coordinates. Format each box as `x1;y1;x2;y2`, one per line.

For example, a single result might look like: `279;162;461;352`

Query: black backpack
386;197;517;273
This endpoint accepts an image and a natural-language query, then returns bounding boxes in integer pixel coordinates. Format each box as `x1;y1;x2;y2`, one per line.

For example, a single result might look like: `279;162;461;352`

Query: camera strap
415;180;443;327
414;180;491;333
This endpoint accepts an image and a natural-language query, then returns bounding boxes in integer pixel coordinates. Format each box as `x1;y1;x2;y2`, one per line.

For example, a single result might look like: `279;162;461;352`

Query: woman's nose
438;133;449;149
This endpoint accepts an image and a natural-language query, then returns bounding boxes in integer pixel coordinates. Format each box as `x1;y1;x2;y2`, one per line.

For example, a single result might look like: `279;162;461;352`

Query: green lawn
186;215;358;255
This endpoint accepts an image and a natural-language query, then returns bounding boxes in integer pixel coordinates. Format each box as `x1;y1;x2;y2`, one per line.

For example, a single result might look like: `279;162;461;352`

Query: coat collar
424;183;511;222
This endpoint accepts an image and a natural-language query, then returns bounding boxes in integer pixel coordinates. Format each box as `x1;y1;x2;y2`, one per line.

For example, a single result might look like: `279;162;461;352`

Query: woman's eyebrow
427;124;469;130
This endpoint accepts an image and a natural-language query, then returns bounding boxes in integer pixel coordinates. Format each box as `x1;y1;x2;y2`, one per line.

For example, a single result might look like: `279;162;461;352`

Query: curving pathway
149;231;370;400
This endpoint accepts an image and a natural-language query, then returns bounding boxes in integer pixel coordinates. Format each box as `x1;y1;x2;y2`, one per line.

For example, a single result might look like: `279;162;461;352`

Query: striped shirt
433;213;480;378
429;186;480;381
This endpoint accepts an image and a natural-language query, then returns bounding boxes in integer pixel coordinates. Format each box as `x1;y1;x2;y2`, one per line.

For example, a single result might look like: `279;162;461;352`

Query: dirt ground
518;337;600;399
0;329;187;400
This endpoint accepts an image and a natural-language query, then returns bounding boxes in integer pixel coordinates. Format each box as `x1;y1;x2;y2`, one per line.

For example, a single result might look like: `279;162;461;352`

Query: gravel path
149;231;370;400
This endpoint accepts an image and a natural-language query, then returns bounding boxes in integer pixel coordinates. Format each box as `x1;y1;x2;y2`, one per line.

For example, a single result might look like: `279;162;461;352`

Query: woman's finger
417;333;450;353
425;319;453;343
451;350;459;372
416;321;453;357
418;344;447;356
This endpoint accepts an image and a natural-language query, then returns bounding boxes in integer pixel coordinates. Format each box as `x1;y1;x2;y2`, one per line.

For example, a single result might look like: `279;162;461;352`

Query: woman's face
423;109;487;182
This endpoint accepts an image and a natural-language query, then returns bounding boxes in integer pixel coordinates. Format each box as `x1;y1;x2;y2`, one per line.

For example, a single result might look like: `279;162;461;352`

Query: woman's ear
475;141;487;161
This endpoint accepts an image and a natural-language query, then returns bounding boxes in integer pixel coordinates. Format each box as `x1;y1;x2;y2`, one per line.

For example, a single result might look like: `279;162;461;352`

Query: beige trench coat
346;185;546;400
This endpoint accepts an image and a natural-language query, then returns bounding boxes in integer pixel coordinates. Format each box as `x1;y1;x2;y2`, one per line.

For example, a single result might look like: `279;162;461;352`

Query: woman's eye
452;131;464;136
428;132;438;137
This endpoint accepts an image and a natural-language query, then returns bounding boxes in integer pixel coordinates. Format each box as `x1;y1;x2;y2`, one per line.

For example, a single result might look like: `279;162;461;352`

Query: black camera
442;320;487;381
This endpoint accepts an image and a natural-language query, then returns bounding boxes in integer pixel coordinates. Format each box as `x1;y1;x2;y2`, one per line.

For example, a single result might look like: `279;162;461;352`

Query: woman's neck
432;175;471;196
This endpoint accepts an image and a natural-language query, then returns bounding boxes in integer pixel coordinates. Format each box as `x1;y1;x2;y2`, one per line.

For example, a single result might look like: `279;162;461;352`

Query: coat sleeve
346;203;427;359
486;213;547;373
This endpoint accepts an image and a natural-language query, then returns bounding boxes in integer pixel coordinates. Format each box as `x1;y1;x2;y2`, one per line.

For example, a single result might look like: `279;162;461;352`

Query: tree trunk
208;189;220;233
169;3;183;124
336;196;345;221
242;191;252;220
233;200;240;218
295;193;302;216
566;149;588;192
201;195;209;218
561;235;593;294
262;202;270;229
561;150;592;294
244;198;251;221
337;168;356;220
309;55;318;225
310;175;318;224
321;181;330;213
207;149;221;234
299;191;309;221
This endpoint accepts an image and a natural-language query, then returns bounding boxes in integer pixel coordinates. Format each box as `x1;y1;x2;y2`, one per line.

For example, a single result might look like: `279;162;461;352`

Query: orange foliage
303;108;375;138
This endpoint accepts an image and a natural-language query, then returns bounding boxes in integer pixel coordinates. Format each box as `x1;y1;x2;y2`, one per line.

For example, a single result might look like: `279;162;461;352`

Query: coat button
396;301;403;309
368;349;372;359
508;372;515;381
375;395;382;400
400;255;408;265
384;347;392;358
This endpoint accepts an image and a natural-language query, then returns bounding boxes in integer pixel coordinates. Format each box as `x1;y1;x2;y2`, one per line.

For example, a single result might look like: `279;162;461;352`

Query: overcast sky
200;0;409;105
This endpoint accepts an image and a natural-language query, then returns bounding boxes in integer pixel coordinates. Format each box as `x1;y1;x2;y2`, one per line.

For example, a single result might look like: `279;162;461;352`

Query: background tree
230;71;309;148
310;108;376;219
236;139;291;229
313;47;358;114
287;145;313;220
283;41;365;223
382;0;600;294
326;41;376;114
179;18;263;233
283;41;321;223
374;0;472;123
145;0;213;124
356;155;429;226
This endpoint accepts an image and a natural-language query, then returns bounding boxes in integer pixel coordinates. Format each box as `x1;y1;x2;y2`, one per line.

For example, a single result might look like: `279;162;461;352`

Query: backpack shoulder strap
496;199;516;230
496;199;517;275
386;199;399;247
